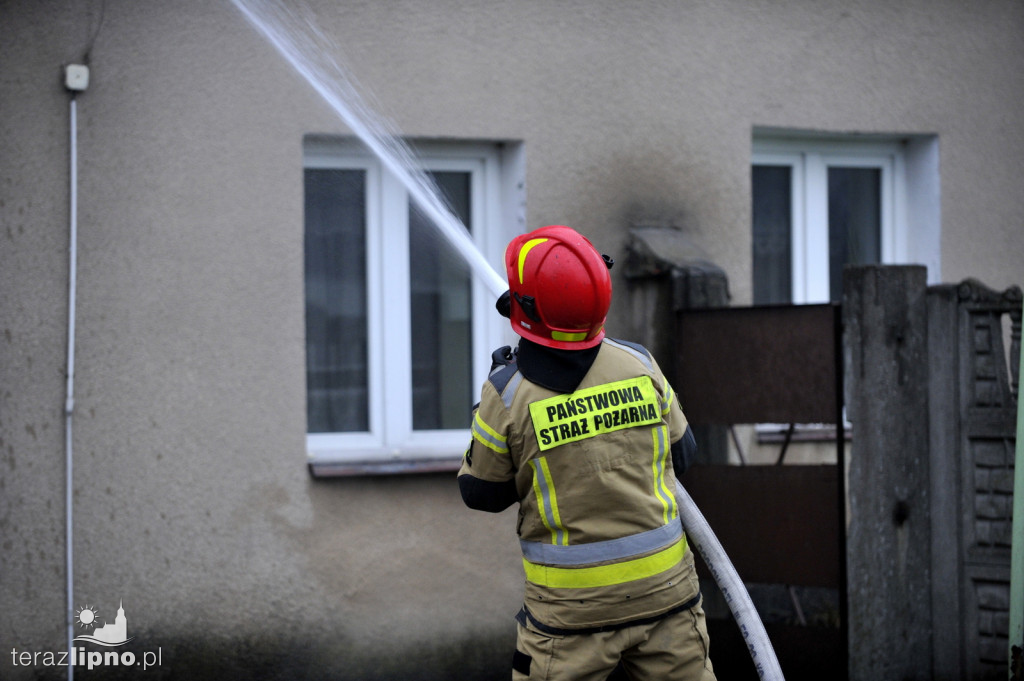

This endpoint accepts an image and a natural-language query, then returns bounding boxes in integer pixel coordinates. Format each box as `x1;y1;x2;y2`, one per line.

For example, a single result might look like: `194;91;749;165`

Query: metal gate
674;304;846;681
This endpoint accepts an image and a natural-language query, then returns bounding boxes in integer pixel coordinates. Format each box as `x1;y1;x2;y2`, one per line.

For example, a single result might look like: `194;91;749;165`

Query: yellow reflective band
531;457;567;545
661;381;675;415
517;238;549;284
529;376;661;451
652;426;677;525
551;330;588;342
472;413;508;453
523;537;687;589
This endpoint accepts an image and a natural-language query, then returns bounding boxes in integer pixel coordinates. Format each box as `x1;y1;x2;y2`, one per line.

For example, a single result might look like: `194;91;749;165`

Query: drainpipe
1010;298;1024;680
63;62;88;681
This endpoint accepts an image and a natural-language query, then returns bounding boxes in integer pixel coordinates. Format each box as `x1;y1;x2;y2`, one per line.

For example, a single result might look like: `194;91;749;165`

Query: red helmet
499;225;613;350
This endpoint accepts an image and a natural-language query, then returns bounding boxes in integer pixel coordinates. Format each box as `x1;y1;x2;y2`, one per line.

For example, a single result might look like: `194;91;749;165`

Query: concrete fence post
843;265;932;681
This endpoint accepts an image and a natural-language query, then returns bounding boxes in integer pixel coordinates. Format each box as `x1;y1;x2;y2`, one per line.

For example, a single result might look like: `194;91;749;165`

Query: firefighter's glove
490;345;515;373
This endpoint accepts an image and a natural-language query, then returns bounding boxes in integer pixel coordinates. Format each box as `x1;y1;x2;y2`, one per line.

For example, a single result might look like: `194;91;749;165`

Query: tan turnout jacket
459;337;700;631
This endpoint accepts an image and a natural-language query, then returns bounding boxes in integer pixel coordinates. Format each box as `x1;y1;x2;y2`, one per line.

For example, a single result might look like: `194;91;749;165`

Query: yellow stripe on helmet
517;238;549;284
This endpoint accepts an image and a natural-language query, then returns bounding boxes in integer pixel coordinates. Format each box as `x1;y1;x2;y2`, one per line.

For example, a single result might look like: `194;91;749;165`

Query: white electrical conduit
66;95;79;681
675;480;786;681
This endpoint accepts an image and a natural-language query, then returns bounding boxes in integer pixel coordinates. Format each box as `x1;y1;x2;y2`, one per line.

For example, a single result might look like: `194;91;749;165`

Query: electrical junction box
64;64;89;91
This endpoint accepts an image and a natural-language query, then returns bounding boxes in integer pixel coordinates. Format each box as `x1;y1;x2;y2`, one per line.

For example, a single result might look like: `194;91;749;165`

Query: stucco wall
2;0;1022;678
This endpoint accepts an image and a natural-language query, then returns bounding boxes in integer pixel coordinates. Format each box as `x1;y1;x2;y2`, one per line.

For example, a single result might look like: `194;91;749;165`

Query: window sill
308;456;462;478
755;424;851;445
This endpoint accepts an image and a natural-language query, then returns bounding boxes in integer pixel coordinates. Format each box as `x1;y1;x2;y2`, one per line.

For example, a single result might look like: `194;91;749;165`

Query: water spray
232;2;784;677
231;0;507;298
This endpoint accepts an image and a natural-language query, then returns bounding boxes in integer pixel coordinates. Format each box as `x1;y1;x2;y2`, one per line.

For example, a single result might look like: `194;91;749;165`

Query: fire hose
675;480;786;681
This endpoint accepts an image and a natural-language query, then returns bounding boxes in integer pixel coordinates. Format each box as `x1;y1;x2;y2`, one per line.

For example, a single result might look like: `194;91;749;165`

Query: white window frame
753;131;940;302
304;138;519;474
754;139;904;304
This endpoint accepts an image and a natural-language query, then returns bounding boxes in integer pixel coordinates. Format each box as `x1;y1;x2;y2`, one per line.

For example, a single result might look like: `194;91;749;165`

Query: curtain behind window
828;167;881;302
752;164;793;305
304;168;369;433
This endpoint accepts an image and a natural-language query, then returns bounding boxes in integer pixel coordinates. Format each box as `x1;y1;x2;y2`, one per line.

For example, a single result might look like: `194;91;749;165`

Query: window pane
409;172;473;430
828;167;881;302
304;168;369;433
752;165;792;305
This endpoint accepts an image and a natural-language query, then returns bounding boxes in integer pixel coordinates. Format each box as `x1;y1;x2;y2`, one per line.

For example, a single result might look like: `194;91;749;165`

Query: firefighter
458;225;715;681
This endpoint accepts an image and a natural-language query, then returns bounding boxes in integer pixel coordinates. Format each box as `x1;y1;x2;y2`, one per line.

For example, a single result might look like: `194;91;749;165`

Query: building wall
2;0;1022;677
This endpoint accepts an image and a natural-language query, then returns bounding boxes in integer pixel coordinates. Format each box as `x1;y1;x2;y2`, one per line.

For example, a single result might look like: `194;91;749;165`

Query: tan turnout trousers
513;597;716;681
